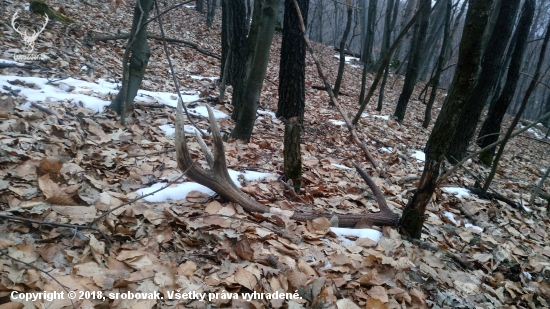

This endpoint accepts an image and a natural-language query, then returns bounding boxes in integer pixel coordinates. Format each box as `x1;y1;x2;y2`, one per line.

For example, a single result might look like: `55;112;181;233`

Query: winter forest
1;0;550;308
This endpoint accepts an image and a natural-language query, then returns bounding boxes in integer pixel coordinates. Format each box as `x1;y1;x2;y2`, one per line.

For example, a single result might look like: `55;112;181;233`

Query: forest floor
1;1;550;309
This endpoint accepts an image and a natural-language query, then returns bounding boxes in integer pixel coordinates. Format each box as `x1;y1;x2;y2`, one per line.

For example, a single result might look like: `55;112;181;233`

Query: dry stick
0;250;77;309
87;34;221;60
352;3;426;125
90;171;188;226
437;110;550;185
154;0;206;135
530;166;550;204
290;0;379;171
0;214;111;244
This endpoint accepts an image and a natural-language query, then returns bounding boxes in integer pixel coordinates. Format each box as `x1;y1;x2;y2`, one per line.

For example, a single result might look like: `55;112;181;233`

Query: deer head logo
11;10;49;53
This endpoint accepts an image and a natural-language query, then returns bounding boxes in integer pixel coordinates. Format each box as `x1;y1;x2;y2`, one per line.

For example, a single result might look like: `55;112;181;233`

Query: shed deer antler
175;99;399;227
11;10;49;53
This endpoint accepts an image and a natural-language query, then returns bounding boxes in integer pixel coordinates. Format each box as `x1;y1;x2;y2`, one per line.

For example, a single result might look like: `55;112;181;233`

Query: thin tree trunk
445;0;520;163
376;0;397;110
108;0;153;124
284;117;302;193
393;0;430;122
400;0;494;238
231;0;280;141
206;0;217;28
353;2;426;123
477;0;535;165
482;2;547;194
333;0;352;98
362;0;378;68
422;0;451;128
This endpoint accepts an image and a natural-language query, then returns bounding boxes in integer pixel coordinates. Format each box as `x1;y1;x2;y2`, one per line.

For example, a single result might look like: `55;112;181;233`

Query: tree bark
422;0;451;128
206;0;217;28
284;117;302;193
482;1;548;194
361;0;378;68
393;0;430;122
221;0;247;87
276;0;309;121
477;0;535;165
446;0;520;163
400;0;494;238
231;0;280;141
333;0;352;98
108;0;153;123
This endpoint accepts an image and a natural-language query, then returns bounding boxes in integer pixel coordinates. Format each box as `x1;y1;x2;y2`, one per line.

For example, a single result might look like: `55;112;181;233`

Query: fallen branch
0;214;111;244
0;62;43;70
465;186;528;213
86;34;221;60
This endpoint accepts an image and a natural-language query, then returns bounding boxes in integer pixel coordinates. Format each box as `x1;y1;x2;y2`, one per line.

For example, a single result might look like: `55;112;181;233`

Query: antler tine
194;129;214;168
204;104;230;174
175;98;195;171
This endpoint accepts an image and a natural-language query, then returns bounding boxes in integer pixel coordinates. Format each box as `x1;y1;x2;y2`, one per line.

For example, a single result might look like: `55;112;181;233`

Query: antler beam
175;99;399;227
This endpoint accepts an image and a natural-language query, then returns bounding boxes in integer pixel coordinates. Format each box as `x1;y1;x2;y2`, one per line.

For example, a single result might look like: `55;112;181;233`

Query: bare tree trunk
206;0;217;28
477;0;535;165
446;0;521;163
422;0;451;128
108;0;153;124
231;0;280;141
482;0;547;194
361;0;378;68
393;0;430;122
400;0;494;238
333;0;352;98
196;0;205;13
221;0;247;87
376;0;398;110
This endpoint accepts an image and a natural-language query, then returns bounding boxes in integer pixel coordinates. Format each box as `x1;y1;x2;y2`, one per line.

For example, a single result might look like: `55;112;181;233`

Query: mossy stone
30;0;75;24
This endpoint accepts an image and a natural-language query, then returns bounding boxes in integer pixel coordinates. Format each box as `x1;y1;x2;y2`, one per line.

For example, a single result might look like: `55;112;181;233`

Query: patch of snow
331;163;353;170
158;124;200;136
329;119;346;126
333;54;360;62
136;169;273;202
442;187;470;198
187;105;228;119
330;227;382;244
444;211;459;225
524;271;532;280
81;65;88;71
522;205;532;212
190;75;218;81
20;102;31;110
464;223;483;233
372;115;390;120
24;5;30;10
0;75;211;113
379;147;393;153
411;150;425;162
184;4;195;8
257;110;276;119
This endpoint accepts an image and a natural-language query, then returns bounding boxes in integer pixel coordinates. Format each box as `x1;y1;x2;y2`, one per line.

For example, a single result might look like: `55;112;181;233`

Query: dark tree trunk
333;0;352;98
206;0;217;28
477;0;535;165
276;0;309;121
482;0;546;193
376;0;400;111
362;0;378;68
446;0;520;163
422;0;451;128
400;0;494;239
231;0;280;141
417;0;446;82
393;0;417;70
221;0;247;87
108;0;153;122
196;0;205;13
393;0;431;122
284;117;302;193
